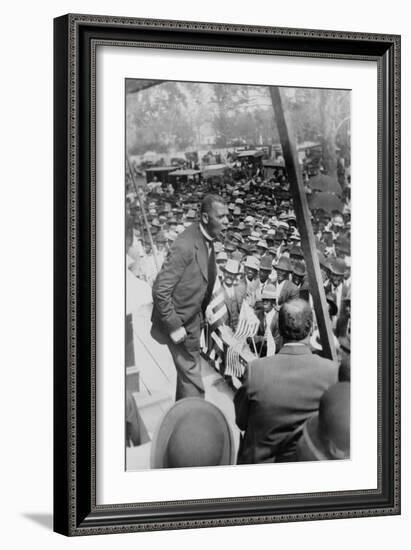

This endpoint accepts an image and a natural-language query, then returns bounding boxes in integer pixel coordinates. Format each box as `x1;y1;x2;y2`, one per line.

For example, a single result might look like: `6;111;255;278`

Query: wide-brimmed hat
155;231;167;243
243;255;260;271
256;239;268;250
274;255;292;272
292;260;306;277
150;398;236;469
328;258;346;276
317;250;328;269
289;244;304;259
231;232;243;244
260;255;273;271
296;382;350;461
261;283;277;301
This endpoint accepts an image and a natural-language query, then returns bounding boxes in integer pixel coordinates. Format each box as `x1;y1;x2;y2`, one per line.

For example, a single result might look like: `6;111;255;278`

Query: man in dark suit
234;298;339;464
151;194;229;400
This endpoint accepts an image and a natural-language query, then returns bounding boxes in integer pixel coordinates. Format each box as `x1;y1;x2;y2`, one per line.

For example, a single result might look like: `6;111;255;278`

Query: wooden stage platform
126;304;240;470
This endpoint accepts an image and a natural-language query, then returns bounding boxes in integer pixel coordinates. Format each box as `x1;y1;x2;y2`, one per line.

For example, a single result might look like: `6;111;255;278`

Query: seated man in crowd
234;298;339;464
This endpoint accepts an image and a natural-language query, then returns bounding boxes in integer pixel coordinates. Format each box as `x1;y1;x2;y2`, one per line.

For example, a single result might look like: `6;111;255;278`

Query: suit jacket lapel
195;237;208;281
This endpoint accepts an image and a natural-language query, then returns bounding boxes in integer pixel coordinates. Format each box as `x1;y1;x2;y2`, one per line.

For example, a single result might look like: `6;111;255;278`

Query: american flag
201;277;228;372
225;301;259;377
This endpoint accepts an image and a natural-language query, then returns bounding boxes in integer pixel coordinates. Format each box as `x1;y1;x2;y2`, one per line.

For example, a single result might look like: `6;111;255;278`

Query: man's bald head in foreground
279;298;313;342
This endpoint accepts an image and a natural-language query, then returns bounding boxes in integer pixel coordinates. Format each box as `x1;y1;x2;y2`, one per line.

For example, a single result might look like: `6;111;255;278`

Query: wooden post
269;87;337;362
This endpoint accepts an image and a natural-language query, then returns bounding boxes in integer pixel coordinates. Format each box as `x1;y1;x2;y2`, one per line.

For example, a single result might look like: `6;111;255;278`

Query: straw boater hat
274;255;293;272
243;256;261;271
261;283;277;301
216;251;228;263
150;398;236;469
248;231;260;243
186;209;197;220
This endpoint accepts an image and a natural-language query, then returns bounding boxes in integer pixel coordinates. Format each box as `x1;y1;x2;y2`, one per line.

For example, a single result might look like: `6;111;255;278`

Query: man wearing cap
254;283;280;357
255;239;268;259
273;255;299;306
291;260;306;289
234;299;339;464
151;194;228;400
254;255;274;309
243;256;261;308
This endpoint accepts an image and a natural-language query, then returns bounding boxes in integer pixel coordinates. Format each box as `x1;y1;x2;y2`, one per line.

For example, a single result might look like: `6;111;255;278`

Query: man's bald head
278;299;313;342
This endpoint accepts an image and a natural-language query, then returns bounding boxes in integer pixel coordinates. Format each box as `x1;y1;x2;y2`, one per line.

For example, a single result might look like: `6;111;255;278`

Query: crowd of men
126;164;351;465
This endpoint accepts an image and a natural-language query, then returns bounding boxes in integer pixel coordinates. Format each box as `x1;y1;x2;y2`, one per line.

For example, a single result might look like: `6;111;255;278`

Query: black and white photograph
125;79;351;471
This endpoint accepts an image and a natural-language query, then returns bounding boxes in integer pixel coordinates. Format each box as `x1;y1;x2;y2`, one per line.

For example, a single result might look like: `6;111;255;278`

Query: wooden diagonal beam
269;87;337;362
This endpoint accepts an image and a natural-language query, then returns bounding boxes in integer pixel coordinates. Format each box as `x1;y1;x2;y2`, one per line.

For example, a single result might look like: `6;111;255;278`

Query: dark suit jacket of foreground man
234;344;339;464
151;222;210;400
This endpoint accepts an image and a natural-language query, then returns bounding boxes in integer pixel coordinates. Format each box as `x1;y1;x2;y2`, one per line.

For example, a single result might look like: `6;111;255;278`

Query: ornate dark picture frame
53;14;400;536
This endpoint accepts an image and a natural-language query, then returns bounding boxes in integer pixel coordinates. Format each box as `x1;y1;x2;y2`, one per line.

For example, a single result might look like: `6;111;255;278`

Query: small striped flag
225;301;259;377
203;277;229;371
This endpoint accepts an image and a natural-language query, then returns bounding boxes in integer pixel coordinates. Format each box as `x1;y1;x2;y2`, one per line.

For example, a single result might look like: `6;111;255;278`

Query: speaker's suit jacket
151;222;209;351
151;223;211;400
